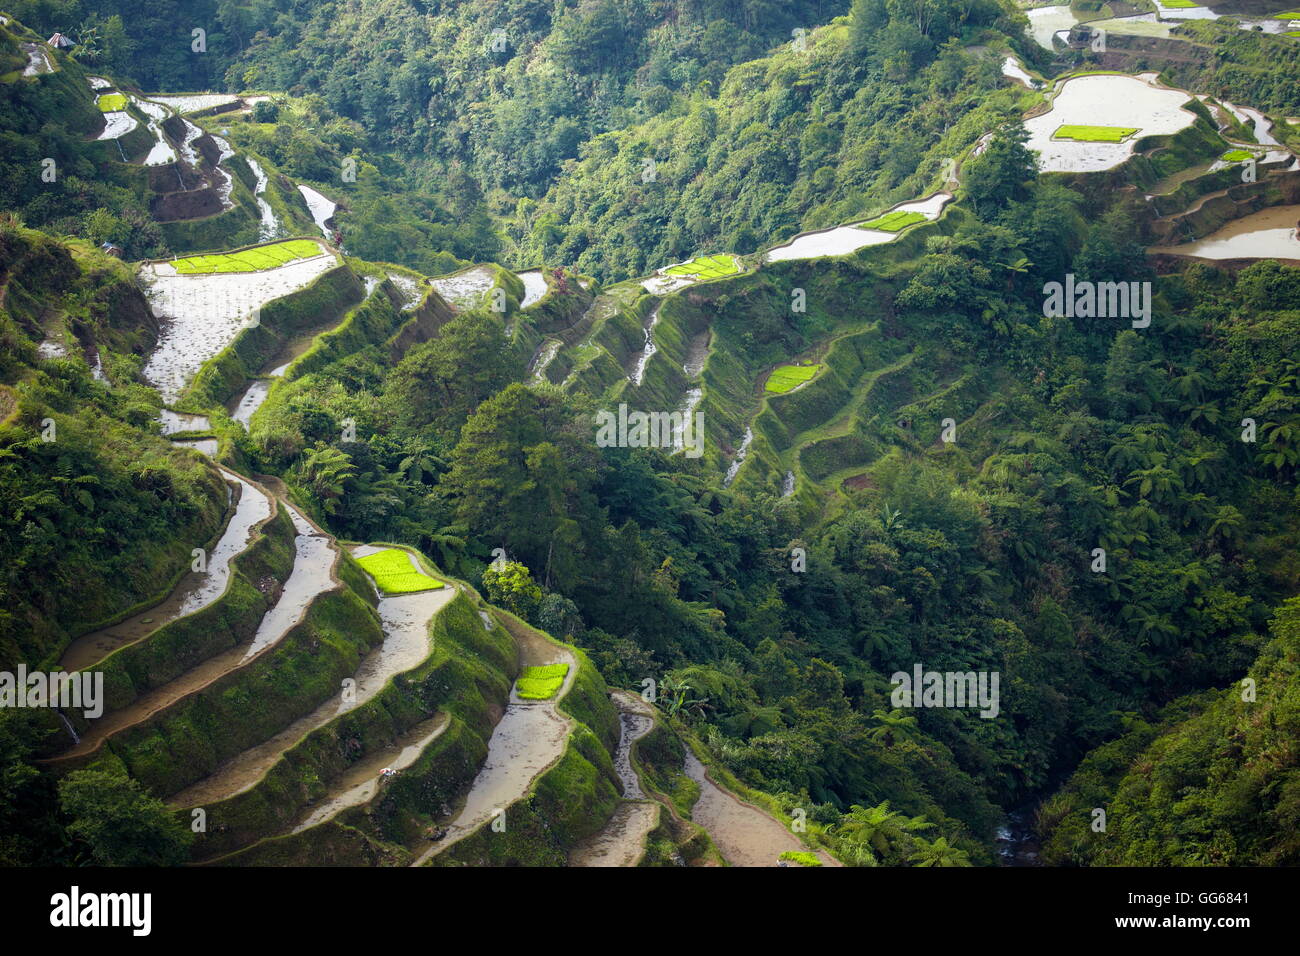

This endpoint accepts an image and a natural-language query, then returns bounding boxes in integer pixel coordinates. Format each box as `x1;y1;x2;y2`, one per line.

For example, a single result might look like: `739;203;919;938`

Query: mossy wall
190;590;516;861
78;581;384;797
181;261;362;409
63;499;297;735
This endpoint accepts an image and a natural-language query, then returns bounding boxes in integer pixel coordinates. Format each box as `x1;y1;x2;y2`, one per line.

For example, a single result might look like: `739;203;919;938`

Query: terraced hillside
4;0;1300;882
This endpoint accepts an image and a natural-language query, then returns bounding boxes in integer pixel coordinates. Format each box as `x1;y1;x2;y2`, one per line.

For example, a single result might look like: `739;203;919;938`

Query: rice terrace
0;0;1297;935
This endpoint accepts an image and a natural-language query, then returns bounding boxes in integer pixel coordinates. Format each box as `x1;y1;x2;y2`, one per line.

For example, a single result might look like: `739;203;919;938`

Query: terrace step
46;500;334;764
169;543;453;808
683;750;840;867
569;690;659;867
412;612;578;865
59;468;274;672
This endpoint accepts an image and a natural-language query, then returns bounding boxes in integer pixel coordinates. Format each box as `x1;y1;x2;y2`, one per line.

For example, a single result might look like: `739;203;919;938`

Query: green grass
1286;30;1300;37
780;850;823;867
858;210;926;232
1222;149;1257;162
1053;124;1140;143
765;363;822;394
354;547;446;595
516;663;569;700
663;254;741;280
96;92;127;112
170;239;325;275
1156;0;1198;7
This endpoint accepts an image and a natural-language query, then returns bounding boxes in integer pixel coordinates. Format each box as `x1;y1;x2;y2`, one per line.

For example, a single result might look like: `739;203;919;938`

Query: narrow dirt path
685;751;840;867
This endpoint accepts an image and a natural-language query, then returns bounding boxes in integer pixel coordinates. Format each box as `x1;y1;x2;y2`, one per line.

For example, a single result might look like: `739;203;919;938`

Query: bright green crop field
1222;149;1256;162
355;547;446;594
1157;0;1198;8
97;93;128;112
663;254;740;279
859;210;926;232
1053;125;1140;143
170;239;325;274
780;851;823;866
516;663;569;699
766;363;822;393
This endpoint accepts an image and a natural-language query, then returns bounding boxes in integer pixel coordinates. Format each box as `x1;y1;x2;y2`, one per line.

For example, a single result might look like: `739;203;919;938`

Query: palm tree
910;835;971;867
1207;505;1245;551
868;709;919;749
301;445;355;513
835;802;933;864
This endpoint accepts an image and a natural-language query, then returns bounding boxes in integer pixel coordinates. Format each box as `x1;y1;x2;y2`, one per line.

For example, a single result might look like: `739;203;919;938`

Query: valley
1;0;1299;881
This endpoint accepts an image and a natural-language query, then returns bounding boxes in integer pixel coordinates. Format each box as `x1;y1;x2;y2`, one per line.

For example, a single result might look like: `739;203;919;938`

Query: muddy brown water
60;473;272;672
171;546;452;807
569;690;660;867
684;751;839;867
570;802;661;867
1150;204;1300;259
412;619;576;865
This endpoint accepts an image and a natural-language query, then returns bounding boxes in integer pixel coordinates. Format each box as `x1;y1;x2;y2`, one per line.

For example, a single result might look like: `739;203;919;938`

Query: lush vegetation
766;363;823;393
1052;125;1139;143
516;663;570;701
3;0;1300;873
663;254;741;279
860;209;927;231
354;547;445;595
170;239;324;275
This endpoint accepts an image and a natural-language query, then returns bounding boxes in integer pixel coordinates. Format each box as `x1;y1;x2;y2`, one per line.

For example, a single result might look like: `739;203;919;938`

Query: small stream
629;305;662;385
996;807;1043;867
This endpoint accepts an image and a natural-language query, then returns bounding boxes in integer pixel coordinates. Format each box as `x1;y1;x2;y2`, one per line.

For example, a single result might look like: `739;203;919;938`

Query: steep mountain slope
3;0;1300;871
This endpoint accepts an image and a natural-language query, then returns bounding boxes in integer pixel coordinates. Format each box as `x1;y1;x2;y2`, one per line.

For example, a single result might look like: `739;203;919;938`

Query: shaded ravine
170;546;454;808
47;502;334;763
684;751;840;867
569;690;659;867
59;470;273;672
412;615;578;865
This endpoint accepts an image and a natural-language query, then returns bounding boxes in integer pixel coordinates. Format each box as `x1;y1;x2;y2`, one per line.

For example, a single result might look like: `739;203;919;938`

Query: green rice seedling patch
663;254;741;280
858;210;926;232
355;547;446;594
1053;125;1140;143
171;239;324;274
765;363;822;394
780;850;823;866
1156;0;1198;8
97;93;128;112
1285;30;1300;37
1221;149;1256;162
516;663;569;699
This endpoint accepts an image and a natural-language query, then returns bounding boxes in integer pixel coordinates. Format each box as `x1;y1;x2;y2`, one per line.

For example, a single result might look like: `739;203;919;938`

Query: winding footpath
684;751;840;867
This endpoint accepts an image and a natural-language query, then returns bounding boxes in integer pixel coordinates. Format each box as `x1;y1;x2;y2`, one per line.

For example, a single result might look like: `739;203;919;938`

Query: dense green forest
2;0;1300;871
